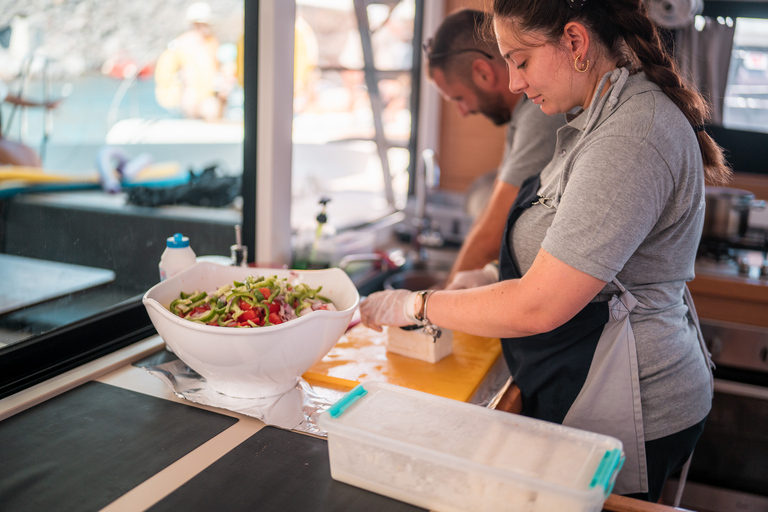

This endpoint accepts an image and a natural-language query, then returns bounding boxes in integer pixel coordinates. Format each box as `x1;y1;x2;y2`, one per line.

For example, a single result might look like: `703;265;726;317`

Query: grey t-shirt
498;97;566;187
509;71;711;441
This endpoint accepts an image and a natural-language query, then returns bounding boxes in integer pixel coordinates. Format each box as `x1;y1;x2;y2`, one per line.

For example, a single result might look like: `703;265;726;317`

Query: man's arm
447;179;519;282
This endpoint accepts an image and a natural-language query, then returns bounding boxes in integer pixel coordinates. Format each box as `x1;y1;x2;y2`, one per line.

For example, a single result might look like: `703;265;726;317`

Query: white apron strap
683;284;715;393
562;281;648;495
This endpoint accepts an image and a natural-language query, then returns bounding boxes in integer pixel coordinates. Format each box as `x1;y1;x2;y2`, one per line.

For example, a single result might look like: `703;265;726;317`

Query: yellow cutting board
302;325;502;402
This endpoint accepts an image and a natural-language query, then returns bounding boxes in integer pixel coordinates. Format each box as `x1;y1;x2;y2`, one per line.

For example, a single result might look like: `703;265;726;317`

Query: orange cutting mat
302;325;502;402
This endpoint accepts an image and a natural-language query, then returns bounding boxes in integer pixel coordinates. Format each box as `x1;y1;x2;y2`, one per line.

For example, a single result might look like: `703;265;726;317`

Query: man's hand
445;262;499;290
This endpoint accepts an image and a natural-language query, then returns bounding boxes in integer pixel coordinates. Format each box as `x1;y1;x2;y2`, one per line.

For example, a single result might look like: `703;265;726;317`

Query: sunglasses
422;38;494;62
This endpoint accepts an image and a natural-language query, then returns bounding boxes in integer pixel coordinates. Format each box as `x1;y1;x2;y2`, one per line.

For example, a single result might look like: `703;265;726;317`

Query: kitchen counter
690;256;768;328
0;335;691;512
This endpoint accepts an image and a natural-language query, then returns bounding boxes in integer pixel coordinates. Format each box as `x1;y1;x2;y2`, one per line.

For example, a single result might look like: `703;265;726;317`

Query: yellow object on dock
303;325;501;402
0;166;97;184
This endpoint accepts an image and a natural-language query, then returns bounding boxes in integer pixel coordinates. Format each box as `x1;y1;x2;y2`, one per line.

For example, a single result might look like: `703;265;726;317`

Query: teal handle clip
590;448;625;496
328;384;368;418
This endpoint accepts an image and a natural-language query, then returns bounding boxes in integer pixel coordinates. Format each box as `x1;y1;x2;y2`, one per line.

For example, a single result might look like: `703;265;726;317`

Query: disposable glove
360;289;419;332
445;262;499;290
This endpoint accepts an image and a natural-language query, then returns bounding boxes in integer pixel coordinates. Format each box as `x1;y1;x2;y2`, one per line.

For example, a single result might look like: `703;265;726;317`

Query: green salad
167;274;335;327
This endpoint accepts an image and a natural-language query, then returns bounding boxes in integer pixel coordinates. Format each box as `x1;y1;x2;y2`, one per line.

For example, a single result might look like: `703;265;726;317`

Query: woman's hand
359;289;418;332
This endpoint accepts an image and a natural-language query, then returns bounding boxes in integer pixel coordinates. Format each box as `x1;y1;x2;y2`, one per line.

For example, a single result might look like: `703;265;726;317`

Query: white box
319;382;624;512
386;326;453;363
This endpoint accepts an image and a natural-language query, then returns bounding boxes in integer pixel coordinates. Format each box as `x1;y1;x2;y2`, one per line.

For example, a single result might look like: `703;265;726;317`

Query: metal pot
703;187;766;240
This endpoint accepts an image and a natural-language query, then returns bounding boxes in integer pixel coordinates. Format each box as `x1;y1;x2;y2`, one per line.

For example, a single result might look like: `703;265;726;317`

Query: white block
386;326;453;363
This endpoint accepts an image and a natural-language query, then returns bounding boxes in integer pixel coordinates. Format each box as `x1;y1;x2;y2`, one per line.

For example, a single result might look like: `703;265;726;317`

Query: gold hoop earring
574;54;589;73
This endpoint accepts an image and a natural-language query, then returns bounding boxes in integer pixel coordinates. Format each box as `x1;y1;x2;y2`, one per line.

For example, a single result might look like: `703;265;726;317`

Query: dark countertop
0;335;692;512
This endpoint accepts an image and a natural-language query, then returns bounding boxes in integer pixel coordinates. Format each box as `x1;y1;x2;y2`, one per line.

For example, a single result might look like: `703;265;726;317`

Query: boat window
696;2;768;176
291;0;418;235
0;1;245;352
0;0;425;398
722;17;768;134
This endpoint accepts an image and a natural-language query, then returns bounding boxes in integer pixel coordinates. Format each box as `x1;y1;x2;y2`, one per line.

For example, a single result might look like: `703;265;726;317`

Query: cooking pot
703;187;766;240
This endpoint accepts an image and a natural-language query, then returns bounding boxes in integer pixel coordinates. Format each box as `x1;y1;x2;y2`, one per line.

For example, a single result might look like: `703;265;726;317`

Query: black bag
126;165;241;208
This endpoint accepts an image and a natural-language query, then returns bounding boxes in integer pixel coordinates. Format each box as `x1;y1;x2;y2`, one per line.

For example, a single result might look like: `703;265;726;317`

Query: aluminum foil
136;346;511;437
138;354;346;436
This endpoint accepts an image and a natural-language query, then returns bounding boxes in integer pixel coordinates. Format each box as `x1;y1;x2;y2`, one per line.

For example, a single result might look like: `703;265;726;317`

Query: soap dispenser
293;197;336;269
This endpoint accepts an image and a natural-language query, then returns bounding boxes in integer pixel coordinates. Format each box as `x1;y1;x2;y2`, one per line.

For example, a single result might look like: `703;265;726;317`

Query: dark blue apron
498;173;649;494
499;174;607;423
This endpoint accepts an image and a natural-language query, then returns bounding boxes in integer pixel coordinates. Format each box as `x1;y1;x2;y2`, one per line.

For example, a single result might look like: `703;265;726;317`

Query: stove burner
699;227;768;261
698;227;768;279
698;239;736;262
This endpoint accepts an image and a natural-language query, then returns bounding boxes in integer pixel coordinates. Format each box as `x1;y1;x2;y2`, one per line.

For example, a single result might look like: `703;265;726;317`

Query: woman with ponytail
360;0;724;501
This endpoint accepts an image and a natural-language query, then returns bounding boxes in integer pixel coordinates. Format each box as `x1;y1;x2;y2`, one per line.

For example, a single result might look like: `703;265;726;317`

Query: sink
346;244;458;294
384;269;449;291
397;192;474;246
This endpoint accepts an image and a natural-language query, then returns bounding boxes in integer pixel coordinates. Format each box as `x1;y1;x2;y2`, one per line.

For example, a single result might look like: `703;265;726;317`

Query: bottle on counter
159;233;197;281
230;224;248;267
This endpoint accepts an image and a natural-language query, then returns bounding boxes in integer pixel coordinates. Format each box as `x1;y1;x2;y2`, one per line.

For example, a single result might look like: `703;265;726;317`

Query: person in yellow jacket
154;2;224;121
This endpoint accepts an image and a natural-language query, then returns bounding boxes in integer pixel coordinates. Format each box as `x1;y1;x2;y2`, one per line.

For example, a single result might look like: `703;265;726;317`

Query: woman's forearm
428;249;608;338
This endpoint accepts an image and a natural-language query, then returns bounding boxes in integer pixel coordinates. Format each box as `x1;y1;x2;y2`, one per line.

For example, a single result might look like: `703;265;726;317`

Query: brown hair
426;9;501;82
491;0;731;185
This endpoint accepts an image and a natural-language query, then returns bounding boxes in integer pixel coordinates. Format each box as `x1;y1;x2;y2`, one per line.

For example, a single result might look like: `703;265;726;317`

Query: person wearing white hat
155;2;227;121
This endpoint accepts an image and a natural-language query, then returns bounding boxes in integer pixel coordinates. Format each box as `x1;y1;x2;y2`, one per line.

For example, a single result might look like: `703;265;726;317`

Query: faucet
412;149;444;267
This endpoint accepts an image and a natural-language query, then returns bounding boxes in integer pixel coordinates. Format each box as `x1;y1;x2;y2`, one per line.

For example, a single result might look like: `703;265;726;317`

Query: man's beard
475;89;511;126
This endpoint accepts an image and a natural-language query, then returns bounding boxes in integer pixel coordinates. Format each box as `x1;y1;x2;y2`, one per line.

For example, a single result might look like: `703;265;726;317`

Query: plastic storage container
159;233;197;281
319;382;624;512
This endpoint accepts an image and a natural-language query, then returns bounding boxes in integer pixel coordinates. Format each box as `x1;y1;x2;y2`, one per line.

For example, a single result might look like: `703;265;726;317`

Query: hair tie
566;0;588;10
693;124;706;133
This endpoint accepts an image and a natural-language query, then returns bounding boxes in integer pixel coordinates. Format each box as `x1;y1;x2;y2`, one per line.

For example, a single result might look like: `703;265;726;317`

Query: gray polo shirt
509;70;711;441
498;97;565;186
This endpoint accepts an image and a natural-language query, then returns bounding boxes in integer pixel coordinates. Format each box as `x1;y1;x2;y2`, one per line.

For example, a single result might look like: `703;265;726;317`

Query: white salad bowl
142;262;360;398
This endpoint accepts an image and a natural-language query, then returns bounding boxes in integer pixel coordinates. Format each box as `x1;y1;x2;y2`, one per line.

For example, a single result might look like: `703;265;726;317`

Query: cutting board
302;325;501;402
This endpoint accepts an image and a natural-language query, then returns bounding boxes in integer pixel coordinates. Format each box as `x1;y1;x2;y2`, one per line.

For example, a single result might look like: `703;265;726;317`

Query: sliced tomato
269;301;281;314
269;312;282;325
259;287;271;300
192;305;210;314
239;309;257;322
239;299;253;311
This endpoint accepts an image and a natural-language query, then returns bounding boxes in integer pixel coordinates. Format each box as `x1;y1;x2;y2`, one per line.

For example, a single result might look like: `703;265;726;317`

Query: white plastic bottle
159;233;197;281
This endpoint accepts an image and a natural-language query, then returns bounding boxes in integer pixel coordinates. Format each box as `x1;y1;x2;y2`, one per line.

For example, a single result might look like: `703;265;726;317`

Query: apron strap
683;284;715;393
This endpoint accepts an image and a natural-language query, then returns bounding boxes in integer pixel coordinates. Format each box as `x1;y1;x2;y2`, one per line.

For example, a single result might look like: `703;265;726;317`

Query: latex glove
445;262;499;290
360;289;419;332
